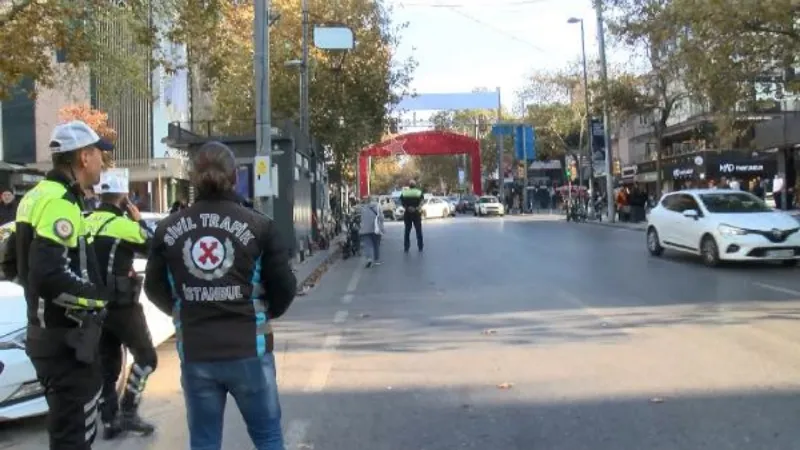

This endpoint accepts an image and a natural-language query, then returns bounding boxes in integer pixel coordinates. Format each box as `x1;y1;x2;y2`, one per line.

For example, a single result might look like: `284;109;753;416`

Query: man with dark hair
13;120;113;449
85;170;157;439
0;188;17;224
399;179;424;252
145;141;297;450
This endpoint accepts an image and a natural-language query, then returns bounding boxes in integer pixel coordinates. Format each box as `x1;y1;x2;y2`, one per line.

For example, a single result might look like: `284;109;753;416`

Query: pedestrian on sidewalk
359;196;384;267
144;141;297;450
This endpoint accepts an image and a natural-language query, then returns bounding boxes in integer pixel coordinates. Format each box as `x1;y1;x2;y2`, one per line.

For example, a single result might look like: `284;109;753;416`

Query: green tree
190;0;415;185
0;0;217;102
605;0;690;196
518;68;586;161
662;0;799;146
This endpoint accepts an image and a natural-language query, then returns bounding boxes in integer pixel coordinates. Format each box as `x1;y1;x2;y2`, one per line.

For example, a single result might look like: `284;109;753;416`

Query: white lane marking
323;333;342;349
556;289;634;334
304;333;342;393
333;310;349;324
754;282;800;297
341;293;354;304
346;264;364;293
284;419;311;449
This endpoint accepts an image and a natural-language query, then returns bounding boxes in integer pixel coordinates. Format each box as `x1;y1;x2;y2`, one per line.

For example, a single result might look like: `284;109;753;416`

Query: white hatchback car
646;189;800;267
475;196;505;217
0;215;175;422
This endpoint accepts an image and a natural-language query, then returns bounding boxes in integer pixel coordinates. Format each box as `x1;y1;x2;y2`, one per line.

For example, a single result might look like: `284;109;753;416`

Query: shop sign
635;172;657;183
671;167;695;179
621;165;637;179
529;160;562;170
718;162;764;174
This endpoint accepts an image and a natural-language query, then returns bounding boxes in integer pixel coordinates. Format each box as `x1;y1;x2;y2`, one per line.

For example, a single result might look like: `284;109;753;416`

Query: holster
64;311;106;364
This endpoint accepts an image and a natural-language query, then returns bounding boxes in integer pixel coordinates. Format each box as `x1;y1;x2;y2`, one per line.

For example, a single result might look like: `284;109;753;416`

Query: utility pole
496;87;502;197
301;0;310;145
255;0;273;216
595;0;615;221
520;98;529;213
577;18;593;200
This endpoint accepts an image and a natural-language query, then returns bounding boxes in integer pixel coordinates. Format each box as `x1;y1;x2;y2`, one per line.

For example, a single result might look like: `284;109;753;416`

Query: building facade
0;18;192;211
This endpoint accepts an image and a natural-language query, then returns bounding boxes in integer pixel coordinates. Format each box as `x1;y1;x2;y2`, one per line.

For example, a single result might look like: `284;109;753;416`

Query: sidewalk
292;234;344;292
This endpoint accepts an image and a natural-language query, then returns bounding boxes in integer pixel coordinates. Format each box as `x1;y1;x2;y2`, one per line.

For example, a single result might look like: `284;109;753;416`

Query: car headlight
718;224;747;236
5;380;45;403
0;327;26;350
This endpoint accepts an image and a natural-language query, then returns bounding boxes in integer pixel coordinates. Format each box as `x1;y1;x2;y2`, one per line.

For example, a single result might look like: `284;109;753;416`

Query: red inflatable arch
358;130;482;197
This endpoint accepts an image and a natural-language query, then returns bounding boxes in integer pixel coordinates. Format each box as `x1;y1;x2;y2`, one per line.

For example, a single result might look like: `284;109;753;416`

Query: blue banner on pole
491;124;516;136
514;125;536;161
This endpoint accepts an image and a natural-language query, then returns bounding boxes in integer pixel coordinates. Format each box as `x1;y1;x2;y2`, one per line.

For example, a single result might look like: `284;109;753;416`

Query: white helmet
93;168;129;194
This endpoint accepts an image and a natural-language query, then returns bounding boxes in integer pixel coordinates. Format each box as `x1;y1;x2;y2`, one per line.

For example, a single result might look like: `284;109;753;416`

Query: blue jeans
360;233;381;261
181;353;283;450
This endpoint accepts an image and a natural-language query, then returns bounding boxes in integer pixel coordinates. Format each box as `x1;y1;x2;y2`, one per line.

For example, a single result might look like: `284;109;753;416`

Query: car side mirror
683;209;699;219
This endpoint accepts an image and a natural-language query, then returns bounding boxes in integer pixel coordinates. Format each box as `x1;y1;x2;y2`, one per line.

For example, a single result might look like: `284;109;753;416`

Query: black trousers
30;353;102;450
98;303;157;422
403;212;423;251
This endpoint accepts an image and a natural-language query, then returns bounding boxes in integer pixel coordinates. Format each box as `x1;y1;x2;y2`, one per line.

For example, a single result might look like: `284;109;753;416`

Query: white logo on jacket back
183;235;235;281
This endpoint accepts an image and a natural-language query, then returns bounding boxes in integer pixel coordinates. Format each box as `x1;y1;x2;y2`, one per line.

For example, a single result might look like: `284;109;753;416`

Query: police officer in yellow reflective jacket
85;170;156;439
15;120;113;450
399;180;424;252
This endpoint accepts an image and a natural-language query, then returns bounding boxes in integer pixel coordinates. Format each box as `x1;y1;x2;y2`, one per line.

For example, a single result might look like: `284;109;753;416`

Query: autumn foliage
58;105;118;143
58;104;117;168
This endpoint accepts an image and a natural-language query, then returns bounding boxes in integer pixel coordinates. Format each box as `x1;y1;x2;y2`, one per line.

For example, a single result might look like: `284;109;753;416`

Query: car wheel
700;235;720;267
646;227;664;256
781;259;798;267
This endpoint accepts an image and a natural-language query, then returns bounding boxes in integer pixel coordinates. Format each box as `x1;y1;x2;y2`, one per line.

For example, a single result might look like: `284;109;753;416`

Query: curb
583;220;647;232
293;235;345;293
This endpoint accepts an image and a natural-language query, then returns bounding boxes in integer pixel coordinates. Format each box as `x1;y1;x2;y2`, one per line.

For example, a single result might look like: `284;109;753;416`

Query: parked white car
475;196;505;217
420;197;451;219
646;189;800;267
441;197;457;217
0;215;174;422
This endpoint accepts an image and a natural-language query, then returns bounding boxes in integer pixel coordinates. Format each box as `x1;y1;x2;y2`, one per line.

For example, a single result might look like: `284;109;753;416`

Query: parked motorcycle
341;212;361;259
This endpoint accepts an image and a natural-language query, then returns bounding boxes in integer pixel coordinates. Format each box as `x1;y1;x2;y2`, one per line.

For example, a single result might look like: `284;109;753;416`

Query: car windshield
479;197;498;204
699;192;771;213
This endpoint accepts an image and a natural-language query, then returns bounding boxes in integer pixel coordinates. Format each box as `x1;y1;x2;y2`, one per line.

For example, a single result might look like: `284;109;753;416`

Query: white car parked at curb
0;214;175;422
646;189;800;267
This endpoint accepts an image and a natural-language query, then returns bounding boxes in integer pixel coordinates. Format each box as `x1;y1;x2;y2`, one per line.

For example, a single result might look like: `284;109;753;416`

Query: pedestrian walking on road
399;179;424;252
144;141;297;450
359;196;384;267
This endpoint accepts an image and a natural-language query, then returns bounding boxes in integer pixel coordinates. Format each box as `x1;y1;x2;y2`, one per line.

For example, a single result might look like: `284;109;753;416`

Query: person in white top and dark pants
359;198;385;267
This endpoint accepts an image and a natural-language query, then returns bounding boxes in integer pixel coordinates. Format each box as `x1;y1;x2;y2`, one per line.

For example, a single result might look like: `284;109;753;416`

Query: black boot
102;417;124;440
120;412;156;436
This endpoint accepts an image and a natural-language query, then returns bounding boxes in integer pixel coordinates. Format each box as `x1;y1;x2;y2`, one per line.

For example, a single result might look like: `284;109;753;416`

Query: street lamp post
568;17;593;206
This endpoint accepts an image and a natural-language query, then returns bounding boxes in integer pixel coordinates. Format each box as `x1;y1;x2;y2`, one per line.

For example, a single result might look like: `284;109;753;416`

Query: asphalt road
6;214;800;449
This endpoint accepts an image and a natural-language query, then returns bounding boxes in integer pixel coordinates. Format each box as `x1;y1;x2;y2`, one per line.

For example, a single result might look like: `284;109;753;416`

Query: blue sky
388;0;621;113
